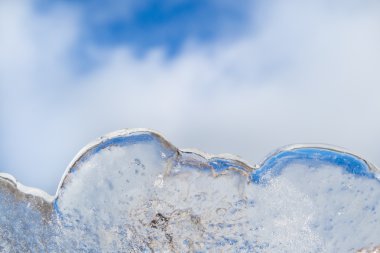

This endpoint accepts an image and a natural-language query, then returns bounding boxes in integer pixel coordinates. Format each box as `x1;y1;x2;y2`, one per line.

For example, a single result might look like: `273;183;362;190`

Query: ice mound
1;129;380;252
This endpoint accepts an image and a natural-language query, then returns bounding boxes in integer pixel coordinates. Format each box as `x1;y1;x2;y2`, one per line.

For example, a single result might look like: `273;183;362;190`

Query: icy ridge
1;128;378;202
1;128;380;252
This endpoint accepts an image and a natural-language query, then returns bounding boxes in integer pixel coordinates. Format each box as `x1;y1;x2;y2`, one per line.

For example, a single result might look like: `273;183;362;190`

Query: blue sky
1;0;380;194
38;0;250;57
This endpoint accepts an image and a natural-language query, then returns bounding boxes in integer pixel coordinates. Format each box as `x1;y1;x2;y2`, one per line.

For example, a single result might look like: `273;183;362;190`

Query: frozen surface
1;129;380;252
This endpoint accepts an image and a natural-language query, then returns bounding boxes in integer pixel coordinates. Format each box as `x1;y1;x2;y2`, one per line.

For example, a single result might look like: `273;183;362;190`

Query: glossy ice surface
1;129;379;252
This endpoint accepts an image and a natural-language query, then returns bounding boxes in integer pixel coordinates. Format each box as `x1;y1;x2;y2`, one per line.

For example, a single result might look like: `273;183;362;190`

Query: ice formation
0;129;380;252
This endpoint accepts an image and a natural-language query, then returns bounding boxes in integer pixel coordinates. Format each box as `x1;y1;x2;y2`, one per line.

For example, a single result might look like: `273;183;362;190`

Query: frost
1;129;380;252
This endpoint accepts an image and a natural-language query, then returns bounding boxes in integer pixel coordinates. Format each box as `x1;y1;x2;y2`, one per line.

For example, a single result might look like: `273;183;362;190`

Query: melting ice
0;129;380;252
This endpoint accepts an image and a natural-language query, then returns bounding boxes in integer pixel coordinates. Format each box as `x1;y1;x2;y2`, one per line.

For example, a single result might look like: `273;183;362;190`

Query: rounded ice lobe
0;129;380;252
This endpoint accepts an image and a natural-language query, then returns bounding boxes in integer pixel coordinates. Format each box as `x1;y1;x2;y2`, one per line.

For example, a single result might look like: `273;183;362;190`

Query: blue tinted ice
1;129;380;252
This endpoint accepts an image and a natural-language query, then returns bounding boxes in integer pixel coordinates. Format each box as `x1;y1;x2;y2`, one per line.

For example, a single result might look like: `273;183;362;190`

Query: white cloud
1;0;380;194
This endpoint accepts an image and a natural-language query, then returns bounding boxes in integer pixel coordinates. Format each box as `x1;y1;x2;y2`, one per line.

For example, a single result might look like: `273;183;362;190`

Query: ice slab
1;129;380;252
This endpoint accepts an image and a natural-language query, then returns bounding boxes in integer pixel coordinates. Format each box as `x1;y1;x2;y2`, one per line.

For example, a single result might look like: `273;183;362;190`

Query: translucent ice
1;129;380;252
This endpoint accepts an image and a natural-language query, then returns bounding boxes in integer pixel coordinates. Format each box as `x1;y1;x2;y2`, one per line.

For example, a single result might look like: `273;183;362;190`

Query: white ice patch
0;129;379;252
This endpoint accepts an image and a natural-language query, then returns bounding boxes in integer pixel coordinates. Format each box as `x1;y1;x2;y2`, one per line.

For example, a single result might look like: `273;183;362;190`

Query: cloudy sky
1;0;380;194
